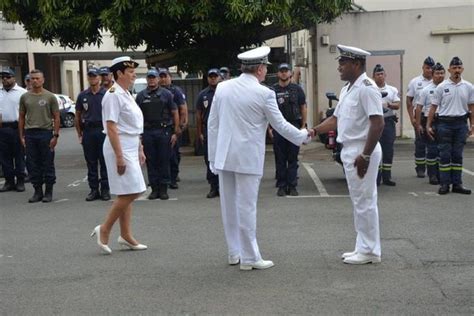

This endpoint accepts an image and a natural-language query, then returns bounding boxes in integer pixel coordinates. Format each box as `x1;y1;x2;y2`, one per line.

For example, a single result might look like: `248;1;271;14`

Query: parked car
55;94;75;128
132;78;147;98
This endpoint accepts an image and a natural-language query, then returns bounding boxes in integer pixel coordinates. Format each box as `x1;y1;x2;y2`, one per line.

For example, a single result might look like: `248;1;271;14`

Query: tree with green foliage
0;0;352;71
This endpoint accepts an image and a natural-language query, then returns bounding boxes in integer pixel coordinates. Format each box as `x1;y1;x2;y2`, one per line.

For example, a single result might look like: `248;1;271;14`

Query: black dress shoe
438;184;450;195
452;185;471;195
382;179;396;186
429;176;439;185
101;189;111;201
0;181;15;192
86;189;101;201
206;188;219;198
277;187;286;197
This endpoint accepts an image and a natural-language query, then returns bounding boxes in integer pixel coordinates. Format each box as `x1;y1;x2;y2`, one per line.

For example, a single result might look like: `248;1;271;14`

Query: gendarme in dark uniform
427;56;474;195
75;67;110;201
158;68;187;189
136;68;180;200
196;68;220;198
271;63;307;197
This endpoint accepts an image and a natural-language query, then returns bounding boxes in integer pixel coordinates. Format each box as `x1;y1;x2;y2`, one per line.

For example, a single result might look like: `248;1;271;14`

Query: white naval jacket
207;73;308;176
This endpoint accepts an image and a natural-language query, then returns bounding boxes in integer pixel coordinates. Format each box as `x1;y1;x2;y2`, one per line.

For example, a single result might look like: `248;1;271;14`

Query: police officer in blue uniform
407;57;435;178
137;68;181;200
158;68;188;189
0;67;27;192
196;68;221;198
415;63;446;185
372;64;400;186
270;63;307;196
427;57;474;195
75;67;110;201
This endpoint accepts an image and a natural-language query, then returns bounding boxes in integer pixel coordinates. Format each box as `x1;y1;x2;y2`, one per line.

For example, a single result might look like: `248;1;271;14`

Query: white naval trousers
218;170;263;264
341;141;382;257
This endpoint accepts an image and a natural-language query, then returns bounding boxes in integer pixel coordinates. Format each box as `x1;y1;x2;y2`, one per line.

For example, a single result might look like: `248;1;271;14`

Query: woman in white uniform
90;56;147;254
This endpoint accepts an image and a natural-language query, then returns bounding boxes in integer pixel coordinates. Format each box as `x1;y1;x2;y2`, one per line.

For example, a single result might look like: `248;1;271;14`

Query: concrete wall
314;5;474;137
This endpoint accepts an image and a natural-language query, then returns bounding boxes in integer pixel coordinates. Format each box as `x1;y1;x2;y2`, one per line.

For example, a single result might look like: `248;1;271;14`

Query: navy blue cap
432;62;445;71
147;68;159;77
219;67;230;73
158;68;169;76
208;68;220;76
87;67;99;76
423;56;435;67
24;74;31;81
278;63;291;71
1;67;15;76
449;56;463;66
98;66;110;75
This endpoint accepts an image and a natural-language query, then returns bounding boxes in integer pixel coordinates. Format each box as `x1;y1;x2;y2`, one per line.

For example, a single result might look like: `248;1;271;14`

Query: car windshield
133;83;147;94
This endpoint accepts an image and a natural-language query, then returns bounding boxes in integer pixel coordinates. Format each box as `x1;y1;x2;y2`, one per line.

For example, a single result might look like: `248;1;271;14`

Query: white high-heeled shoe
117;236;148;250
90;225;112;254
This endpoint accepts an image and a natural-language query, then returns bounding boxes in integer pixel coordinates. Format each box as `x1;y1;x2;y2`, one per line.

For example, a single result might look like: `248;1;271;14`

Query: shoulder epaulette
363;79;372;86
109;87;115;93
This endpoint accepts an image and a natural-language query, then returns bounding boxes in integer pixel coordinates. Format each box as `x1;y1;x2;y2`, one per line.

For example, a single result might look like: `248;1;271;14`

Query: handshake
301;128;317;145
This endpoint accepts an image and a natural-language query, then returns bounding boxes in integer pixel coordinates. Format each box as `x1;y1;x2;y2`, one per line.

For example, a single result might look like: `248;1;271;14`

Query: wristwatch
53;133;59;138
360;153;371;161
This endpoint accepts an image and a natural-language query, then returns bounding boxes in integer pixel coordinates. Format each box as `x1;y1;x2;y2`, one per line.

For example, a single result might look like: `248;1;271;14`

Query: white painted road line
462;168;474;176
287;195;349;198
302;162;329;197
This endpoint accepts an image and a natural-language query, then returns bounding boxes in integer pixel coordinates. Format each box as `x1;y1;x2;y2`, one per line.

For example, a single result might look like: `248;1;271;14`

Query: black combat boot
28;185;44;203
429;175;439;185
206;187;219;198
100;188;111;201
42;184;53;203
0;179;15;192
438;184;450;195
159;184;169;200
86;189;101;201
15;177;25;192
287;186;299;196
147;185;160;200
452;184;471;195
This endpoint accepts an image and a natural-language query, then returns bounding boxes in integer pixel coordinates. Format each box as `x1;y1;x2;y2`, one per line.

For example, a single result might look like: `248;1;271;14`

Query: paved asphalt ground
1;128;473;315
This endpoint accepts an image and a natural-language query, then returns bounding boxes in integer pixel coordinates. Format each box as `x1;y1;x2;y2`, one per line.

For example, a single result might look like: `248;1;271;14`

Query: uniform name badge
83;98;88;111
203;100;208;108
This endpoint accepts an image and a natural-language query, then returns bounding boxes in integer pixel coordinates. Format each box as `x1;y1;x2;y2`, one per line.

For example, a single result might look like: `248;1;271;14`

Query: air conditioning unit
294;47;306;67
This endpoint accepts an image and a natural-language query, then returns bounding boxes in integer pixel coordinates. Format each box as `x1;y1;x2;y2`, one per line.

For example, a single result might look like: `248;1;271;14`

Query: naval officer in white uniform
311;45;385;264
207;46;312;270
90;56;147;254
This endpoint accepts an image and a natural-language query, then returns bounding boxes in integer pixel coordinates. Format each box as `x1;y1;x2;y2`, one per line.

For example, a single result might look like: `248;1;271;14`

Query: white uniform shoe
240;259;274;271
343;253;381;265
341;250;357;259
117;236;148;250
228;255;240;265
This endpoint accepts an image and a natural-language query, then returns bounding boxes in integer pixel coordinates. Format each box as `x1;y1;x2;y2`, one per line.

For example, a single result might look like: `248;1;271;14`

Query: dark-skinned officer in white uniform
311;45;385;265
207;46;312;271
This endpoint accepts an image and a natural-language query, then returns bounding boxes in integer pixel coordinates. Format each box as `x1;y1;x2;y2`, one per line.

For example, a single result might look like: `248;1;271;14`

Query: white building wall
314;5;474;137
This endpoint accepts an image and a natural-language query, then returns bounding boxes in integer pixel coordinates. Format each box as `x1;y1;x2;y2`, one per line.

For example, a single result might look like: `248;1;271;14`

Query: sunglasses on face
2;75;12;79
